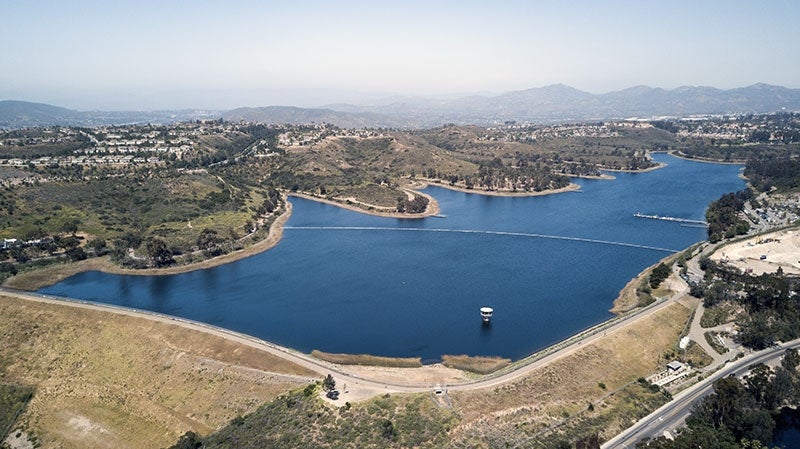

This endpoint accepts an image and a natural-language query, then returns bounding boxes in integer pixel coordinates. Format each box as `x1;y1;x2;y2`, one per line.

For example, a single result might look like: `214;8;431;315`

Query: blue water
772;408;800;448
39;154;745;360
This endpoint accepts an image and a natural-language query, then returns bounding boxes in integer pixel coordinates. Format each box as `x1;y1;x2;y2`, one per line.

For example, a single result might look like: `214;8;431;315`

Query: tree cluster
745;157;800;192
396;195;429;214
706;190;752;243
695;258;800;351
649;263;671;289
642;351;800;449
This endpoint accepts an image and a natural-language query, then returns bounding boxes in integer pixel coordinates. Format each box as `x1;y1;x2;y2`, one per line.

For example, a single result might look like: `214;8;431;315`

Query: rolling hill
3;83;799;129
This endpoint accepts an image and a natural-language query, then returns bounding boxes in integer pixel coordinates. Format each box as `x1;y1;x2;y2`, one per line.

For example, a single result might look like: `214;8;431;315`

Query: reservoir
39;154;745;360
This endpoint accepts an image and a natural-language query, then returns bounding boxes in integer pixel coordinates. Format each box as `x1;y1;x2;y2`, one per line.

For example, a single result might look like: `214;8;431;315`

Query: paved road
602;339;800;448
0;283;682;396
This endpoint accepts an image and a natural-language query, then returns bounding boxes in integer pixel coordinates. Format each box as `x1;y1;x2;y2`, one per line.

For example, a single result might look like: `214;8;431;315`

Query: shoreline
2;157;693;293
609;251;684;314
601;162;667;174
0;266;688;390
287;189;441;218
3;187;444;291
0;181;585;291
3;197;296;290
668;151;747;165
2;162;677;290
5;234;706;365
415;179;582;196
572;173;616;180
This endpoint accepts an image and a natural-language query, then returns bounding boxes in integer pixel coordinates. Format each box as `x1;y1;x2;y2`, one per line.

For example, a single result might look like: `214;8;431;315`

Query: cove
38;154;745;361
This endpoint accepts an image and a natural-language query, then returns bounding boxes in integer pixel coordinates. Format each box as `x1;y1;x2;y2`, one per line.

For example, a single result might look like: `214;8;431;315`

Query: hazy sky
2;0;798;109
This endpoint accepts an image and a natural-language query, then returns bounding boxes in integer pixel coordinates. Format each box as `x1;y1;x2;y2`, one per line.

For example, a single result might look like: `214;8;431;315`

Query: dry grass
652;286;675;298
2;257;114;291
681;340;714;368
610;268;651;313
610;254;680;314
310;350;422;368
0;295;315;449
447;301;692;445
441;355;511;374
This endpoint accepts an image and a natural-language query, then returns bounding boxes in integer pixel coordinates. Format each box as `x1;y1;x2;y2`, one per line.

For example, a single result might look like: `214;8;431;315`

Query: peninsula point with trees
6;113;797;284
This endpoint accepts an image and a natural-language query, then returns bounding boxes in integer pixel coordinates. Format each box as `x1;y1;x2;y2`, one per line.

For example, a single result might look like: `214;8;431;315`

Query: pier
634;212;707;226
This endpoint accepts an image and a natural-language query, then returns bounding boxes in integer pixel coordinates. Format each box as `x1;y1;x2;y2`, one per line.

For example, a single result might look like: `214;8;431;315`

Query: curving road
602;339;800;448
0;284;683;397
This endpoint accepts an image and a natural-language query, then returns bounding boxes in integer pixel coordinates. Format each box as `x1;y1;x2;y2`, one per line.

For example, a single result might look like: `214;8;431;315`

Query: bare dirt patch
338;364;471;388
710;227;800;275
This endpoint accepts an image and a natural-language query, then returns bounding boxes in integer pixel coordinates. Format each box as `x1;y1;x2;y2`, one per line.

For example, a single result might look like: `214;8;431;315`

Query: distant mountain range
2;83;799;129
0;100;219;129
220;106;409;129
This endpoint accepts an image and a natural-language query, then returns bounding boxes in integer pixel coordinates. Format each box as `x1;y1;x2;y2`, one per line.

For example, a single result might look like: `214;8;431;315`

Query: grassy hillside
194;390;457;449
0;274;697;448
1;118;763;283
0;295;315;449
169;301;694;449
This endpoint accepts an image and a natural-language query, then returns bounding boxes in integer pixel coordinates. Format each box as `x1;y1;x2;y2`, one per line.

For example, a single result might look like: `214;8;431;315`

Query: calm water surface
771;407;800;448
39;154;745;360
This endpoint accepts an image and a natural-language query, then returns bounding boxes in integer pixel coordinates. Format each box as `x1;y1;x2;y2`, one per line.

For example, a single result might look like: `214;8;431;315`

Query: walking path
1;236;742;405
685;301;740;369
681;242;744;373
0;284;684;402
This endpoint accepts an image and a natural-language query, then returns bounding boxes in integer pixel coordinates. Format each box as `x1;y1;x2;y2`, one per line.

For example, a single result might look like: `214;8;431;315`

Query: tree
650;263;672;289
56;235;81;250
59;218;80;235
574;433;601;449
167;431;203;449
10;247;29;263
65;246;87;262
119;231;143;249
322;374;336;392
744;364;772;406
197;228;223;256
782;348;800;373
87;238;108;256
381;419;397;441
736;311;776;350
144;237;174;267
0;262;17;276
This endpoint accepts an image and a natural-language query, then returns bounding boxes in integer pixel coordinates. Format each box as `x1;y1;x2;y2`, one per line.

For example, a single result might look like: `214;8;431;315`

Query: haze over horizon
2;0;798;110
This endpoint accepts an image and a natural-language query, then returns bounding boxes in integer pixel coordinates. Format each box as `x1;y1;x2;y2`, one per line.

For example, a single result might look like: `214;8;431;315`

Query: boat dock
634;212;707;226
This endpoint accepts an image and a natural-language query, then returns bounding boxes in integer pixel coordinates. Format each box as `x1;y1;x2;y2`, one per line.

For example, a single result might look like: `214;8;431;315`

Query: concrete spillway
283;226;680;254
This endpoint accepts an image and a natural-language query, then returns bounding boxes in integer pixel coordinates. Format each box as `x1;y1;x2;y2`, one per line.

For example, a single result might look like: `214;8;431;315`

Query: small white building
667;361;685;372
